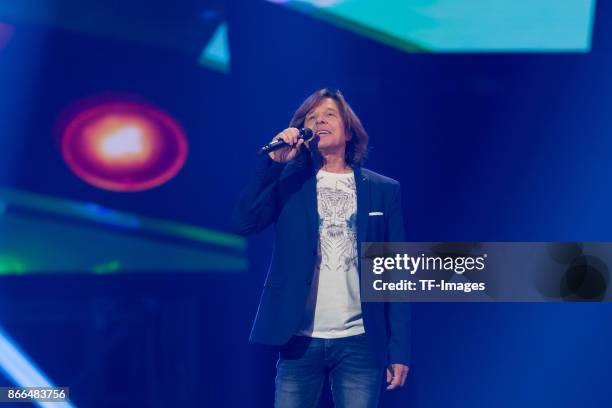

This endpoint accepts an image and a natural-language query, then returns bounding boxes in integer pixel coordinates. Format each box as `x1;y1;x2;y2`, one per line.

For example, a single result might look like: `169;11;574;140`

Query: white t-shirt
298;169;365;338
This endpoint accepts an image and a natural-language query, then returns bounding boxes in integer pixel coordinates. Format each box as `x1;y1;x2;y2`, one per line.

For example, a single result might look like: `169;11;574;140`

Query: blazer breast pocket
367;211;387;240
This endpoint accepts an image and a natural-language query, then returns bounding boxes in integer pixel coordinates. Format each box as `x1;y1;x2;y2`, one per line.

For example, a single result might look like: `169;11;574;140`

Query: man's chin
315;140;337;151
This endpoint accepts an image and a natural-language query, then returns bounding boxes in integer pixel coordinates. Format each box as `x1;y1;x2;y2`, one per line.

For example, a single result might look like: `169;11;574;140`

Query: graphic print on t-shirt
298;170;364;338
316;173;357;274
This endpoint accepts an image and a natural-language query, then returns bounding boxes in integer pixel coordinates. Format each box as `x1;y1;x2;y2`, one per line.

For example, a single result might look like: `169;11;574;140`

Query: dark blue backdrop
0;1;611;407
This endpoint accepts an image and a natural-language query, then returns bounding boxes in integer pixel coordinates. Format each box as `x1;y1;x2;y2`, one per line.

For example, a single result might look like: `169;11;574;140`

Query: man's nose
315;115;327;124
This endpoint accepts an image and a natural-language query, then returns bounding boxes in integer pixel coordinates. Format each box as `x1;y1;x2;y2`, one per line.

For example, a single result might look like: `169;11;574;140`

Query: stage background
0;1;610;406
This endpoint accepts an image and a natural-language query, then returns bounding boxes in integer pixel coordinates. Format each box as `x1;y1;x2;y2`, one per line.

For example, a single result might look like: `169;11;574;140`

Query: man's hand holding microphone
259;128;313;162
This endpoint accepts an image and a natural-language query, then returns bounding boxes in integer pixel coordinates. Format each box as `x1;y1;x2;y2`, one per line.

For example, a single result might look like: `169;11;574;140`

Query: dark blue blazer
232;156;411;366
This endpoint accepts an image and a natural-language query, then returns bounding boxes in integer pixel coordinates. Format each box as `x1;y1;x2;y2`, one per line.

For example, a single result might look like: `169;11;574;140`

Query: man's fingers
279;130;291;145
268;127;303;163
386;375;401;390
386;364;409;390
282;131;292;146
286;128;298;145
386;365;397;389
398;368;407;386
273;127;301;146
398;365;409;386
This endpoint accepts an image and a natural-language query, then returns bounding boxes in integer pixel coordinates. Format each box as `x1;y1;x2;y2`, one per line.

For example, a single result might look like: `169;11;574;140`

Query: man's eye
327;112;335;117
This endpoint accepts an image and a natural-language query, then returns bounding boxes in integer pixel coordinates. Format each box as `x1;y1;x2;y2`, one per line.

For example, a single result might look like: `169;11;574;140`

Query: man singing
233;88;411;407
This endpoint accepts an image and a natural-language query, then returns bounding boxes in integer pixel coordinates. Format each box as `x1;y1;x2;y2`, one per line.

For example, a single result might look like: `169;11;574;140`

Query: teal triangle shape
199;21;230;73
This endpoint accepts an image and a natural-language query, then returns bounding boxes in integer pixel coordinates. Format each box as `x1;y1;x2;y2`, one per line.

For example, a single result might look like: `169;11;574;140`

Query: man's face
304;98;349;153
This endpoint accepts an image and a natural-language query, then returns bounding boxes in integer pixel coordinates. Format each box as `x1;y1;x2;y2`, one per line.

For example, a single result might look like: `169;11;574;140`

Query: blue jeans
275;334;384;408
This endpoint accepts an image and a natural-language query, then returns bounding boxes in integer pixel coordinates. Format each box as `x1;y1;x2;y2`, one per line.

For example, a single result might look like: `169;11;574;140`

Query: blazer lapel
301;165;319;249
355;166;371;247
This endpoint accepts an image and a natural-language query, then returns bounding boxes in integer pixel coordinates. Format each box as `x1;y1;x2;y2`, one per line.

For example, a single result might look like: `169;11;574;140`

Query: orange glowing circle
85;115;156;165
61;100;188;192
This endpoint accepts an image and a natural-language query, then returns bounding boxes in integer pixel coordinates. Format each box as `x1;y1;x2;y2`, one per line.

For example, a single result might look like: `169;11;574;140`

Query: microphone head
300;128;314;140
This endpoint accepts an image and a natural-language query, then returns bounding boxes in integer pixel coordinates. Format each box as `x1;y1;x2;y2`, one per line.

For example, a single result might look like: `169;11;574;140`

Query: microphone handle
258;128;312;155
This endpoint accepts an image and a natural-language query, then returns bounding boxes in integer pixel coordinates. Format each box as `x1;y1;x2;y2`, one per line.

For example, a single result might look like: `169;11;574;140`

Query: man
233;88;411;407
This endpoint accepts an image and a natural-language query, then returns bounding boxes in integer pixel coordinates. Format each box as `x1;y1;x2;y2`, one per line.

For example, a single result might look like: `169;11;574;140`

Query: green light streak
0;187;245;250
0;256;26;275
92;260;121;274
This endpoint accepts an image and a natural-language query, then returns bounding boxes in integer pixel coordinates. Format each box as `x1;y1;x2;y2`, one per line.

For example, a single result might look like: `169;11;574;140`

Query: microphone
258;128;313;155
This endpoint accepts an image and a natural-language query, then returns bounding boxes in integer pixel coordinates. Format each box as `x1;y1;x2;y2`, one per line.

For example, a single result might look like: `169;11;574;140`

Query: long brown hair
289;88;368;167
